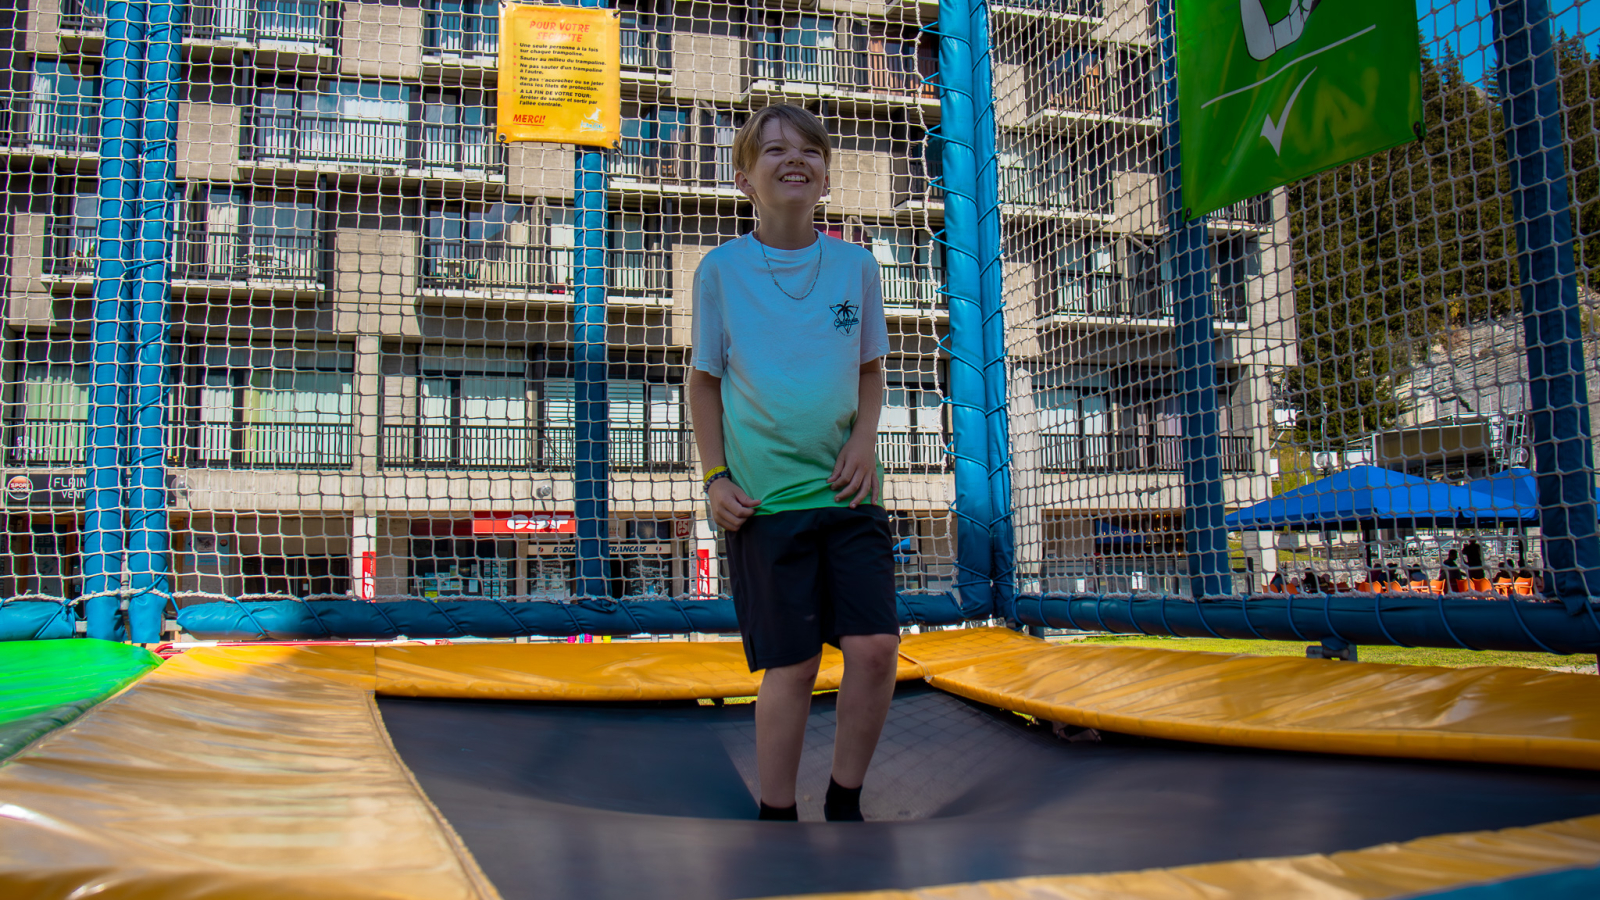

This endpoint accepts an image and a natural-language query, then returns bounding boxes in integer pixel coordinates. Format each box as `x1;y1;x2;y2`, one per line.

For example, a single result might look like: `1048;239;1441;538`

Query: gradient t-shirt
691;232;889;514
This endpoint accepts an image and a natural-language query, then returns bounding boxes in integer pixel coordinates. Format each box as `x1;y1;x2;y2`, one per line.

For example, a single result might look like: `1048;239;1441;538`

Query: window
546;206;578;291
192;0;330;45
47;189;99;277
421;88;495;172
30;61;98;152
859;224;942;309
425;0;498;54
879;364;944;472
415;348;529;468
1052;237;1116;316
185;345;353;468
841;21;928;95
543;376;684;470
421;200;540;290
712;110;744;186
1213;236;1258;322
620;4;672;70
609;213;670;296
750;14;834;84
411;539;514;599
1035;368;1111;471
180;187;320;282
253;81;409;165
616;105;695;181
10;344;89;467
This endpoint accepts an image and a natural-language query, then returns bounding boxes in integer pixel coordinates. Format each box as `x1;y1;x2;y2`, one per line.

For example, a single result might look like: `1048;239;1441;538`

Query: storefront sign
498;4;620;147
358;551;377;601
473;512;577;535
674;517;694;538
5;473;87;507
612;543;670;555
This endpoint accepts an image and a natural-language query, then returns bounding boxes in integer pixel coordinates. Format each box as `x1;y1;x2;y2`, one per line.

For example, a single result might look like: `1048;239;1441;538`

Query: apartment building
0;0;1286;604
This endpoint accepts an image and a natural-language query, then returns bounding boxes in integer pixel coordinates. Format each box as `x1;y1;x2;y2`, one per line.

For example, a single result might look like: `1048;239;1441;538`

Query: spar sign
473;513;578;535
1177;0;1422;219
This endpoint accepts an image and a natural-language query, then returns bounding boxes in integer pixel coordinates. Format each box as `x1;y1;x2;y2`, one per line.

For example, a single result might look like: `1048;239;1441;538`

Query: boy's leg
831;632;900;788
755;651;823;808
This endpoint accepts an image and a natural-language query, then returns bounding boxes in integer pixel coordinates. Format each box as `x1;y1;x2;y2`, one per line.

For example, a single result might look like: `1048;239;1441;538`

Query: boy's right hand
708;479;760;531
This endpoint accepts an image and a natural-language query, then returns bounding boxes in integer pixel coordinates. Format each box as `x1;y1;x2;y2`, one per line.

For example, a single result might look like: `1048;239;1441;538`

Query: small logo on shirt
831;300;860;335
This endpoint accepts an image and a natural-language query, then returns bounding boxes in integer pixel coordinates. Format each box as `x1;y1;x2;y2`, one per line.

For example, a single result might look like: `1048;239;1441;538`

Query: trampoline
4;628;1600;900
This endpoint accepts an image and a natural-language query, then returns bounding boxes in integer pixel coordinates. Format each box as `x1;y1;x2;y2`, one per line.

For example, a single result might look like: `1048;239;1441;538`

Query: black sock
758;801;799;821
824;777;864;822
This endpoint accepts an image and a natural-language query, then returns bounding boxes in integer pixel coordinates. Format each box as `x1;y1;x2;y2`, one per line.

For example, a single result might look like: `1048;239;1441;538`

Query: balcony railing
419;242;670;297
61;0;338;47
994;0;1103;14
620;17;671;71
246;109;409;166
1211;193;1274;225
177;421;352;469
420;120;503;173
7;420;86;467
1041;433;1253;473
749;45;936;100
378;423;689;471
880;264;945;311
877;430;946;473
1047;278;1251;323
1;96;100;154
174;230;322;283
1000;170;1112;214
424;8;498;55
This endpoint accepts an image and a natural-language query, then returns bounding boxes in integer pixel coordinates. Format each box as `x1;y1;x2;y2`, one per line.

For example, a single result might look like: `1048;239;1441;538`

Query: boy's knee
843;633;900;676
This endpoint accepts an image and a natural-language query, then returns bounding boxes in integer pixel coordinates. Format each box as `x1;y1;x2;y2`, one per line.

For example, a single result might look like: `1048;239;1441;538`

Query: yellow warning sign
498;5;620;147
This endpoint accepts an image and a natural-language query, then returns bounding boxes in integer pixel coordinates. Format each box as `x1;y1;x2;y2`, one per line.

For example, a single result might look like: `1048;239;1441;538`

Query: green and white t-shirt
692;232;889;515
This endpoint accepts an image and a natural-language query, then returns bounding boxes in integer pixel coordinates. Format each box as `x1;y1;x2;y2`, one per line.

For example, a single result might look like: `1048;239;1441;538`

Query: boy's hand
708;478;760;531
829;435;879;508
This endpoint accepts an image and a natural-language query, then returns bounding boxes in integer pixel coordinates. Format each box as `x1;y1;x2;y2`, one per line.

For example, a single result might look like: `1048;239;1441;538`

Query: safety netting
0;0;1595;649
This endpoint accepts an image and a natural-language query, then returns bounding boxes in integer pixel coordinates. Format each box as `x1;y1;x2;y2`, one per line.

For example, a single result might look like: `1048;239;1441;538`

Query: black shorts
725;505;899;672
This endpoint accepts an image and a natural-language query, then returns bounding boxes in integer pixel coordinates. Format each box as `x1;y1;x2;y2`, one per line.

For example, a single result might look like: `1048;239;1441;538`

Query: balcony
880;264;946;313
176;421;353;469
45;224;98;278
993;0;1103;14
60;0;338;48
419;120;503;174
1044;277;1250;324
424;9;669;74
1210;193;1274;226
7;420;85;467
174;230;323;285
747;47;939;109
0;96;100;156
419;243;670;300
244;110;504;174
877;430;946;473
1040;433;1253;474
1000;172;1112;217
378;423;690;471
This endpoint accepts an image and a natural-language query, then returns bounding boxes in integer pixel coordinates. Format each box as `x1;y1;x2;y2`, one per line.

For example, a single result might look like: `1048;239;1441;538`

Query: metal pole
1492;0;1600;613
84;0;146;639
127;0;183;642
1157;0;1229;599
573;0;612;599
970;0;1013;621
938;0;995;618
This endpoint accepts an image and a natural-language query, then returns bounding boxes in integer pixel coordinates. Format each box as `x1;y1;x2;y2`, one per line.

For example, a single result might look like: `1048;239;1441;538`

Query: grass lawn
1068;633;1596;672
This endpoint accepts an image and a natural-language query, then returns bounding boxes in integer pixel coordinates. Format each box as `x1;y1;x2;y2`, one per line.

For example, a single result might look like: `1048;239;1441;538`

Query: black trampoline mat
378;682;1600;900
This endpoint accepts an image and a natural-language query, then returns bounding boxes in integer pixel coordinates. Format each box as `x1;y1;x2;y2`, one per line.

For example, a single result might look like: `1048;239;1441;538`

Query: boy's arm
689;369;759;531
829;358;884;508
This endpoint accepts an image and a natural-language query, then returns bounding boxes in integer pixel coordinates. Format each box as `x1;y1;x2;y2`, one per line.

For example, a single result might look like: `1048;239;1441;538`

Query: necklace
755;231;824;301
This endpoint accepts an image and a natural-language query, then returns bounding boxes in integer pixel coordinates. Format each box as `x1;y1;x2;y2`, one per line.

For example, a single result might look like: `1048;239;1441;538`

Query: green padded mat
0;639;160;761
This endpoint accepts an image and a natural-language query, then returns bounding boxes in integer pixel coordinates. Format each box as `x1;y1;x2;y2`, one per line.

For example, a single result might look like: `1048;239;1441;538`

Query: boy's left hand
829;435;879;508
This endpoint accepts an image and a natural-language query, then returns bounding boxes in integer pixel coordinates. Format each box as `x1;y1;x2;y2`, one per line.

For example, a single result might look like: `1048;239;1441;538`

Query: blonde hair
731;105;832;176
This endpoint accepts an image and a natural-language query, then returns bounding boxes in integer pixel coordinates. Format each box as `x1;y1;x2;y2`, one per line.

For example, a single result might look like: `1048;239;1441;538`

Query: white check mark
1261;67;1317;154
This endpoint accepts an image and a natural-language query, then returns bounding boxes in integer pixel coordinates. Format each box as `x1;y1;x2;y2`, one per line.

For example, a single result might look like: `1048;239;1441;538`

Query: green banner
1178;0;1423;219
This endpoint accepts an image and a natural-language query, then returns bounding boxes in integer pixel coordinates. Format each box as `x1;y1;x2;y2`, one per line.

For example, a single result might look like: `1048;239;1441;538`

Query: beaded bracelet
702;465;728;486
704;470;732;491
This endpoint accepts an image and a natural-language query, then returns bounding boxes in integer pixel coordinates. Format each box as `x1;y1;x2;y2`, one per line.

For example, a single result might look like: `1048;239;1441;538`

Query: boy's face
734;119;829;215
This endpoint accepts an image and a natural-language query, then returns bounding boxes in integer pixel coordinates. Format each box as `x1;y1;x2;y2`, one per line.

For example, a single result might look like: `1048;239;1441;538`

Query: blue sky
1416;0;1600;87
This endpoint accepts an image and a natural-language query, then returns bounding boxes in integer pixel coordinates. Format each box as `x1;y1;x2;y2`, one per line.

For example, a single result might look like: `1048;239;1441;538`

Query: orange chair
1409;581;1432;594
1387;581;1408;594
1355;581;1374;593
1335;581;1351;592
1263;582;1280;594
1493;578;1514;598
1514;578;1535;596
1450;579;1470;594
1285;583;1300;595
1429;580;1446;595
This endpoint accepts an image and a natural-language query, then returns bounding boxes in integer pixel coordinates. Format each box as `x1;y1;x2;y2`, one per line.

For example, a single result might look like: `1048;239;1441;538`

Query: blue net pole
1157;0;1229;600
1492;0;1600;613
126;0;182;643
937;0;995;618
84;0;146;640
573;0;613;599
970;0;1012;621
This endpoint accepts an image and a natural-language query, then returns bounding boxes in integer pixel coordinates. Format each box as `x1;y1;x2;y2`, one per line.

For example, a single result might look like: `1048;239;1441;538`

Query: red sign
472;513;577;535
674;517;693;538
358;551;376;601
696;548;712;599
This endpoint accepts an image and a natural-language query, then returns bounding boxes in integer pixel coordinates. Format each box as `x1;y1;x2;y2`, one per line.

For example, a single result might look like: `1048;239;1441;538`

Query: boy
688;105;901;822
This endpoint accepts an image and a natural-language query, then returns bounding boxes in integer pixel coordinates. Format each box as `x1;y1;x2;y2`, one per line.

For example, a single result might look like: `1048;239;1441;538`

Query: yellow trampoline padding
375;640;926;700
0;644;498;900
907;638;1600;771
760;813;1600;900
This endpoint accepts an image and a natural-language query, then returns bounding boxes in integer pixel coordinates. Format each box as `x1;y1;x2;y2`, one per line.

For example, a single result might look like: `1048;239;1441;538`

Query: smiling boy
689;105;900;822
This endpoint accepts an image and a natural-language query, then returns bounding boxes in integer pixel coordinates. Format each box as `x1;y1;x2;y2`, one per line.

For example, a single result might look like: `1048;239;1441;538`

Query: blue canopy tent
1225;466;1535;573
1467;467;1600;516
